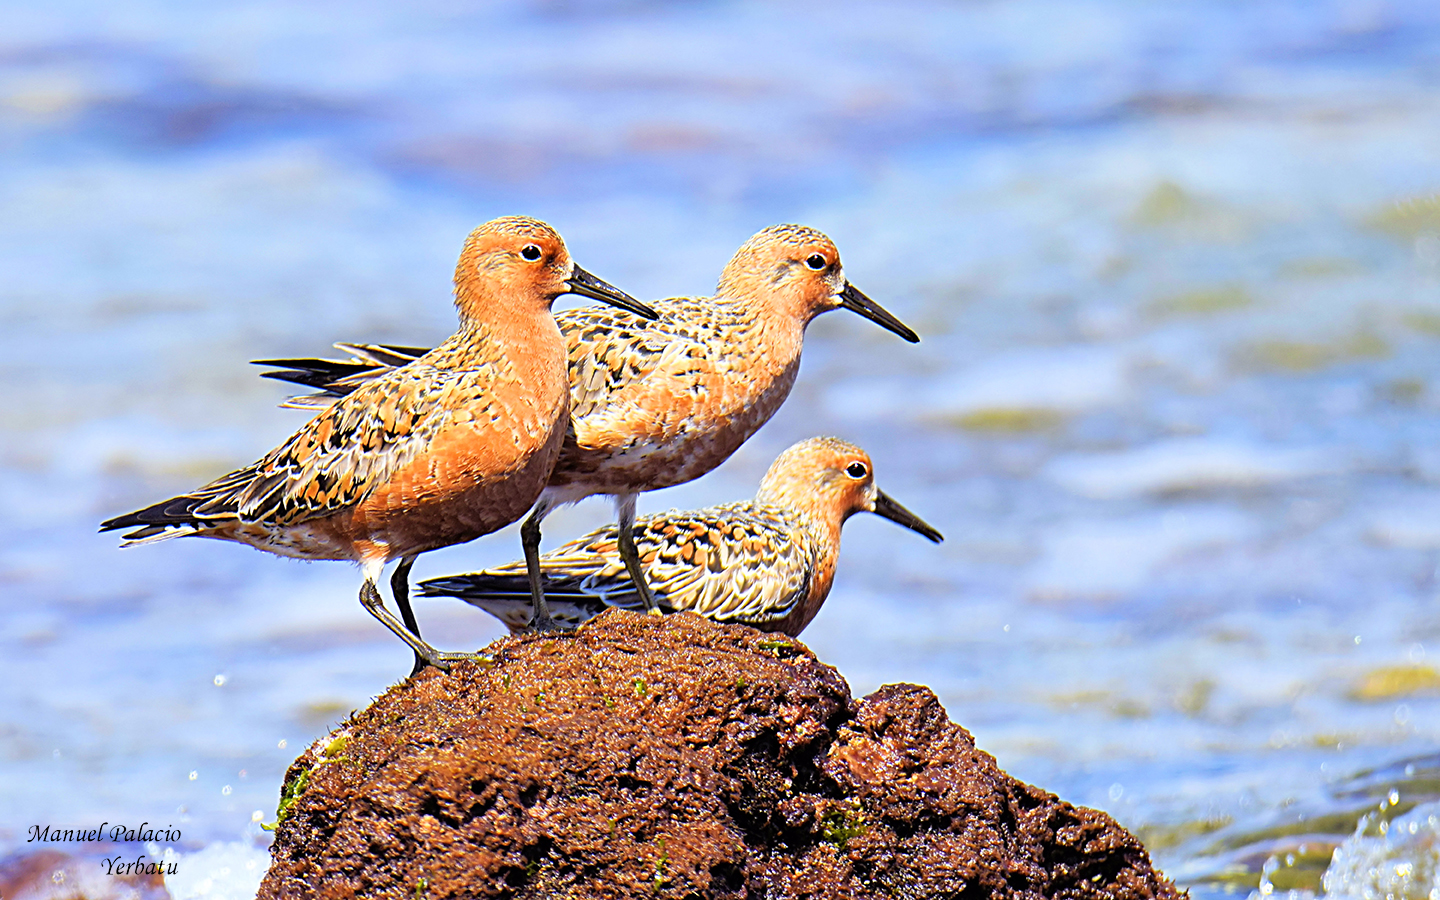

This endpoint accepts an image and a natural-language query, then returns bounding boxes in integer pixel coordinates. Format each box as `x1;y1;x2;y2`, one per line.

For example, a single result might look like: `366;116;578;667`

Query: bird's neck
714;288;807;370
444;308;565;373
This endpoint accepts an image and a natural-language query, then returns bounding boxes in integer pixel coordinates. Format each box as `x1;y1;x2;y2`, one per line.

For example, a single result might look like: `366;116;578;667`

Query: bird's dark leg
615;494;660;615
390;555;427;676
521;502;564;633
358;566;487;673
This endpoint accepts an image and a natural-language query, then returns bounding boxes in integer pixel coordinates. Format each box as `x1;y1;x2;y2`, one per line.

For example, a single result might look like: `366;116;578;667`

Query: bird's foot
412;649;494;674
525;615;572;636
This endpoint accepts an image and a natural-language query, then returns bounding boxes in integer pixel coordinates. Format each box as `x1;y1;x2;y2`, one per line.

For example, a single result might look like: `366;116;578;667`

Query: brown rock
259;611;1180;900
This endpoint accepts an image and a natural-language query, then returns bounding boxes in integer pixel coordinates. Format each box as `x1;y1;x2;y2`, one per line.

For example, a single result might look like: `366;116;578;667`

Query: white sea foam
164;841;270;900
1323;801;1440;900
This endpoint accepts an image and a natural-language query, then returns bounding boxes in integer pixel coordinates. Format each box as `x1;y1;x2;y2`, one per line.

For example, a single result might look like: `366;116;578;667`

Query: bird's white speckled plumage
419;437;943;637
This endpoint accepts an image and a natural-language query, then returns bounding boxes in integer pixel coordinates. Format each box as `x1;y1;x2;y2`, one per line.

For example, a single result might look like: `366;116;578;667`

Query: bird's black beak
838;282;919;343
872;490;944;543
566;265;659;320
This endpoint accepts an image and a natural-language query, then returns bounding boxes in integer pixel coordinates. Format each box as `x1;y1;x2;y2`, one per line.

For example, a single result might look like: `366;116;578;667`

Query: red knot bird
256;224;919;636
416;437;943;636
100;216;656;671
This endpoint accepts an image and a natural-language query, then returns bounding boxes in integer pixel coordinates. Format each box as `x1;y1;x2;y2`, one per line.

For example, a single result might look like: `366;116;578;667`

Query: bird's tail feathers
116;524;202;546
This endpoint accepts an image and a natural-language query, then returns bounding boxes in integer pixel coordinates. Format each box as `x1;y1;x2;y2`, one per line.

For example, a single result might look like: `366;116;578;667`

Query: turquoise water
3;2;1440;896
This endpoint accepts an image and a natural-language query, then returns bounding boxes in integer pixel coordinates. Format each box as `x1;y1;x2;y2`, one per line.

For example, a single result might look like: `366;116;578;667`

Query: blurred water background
3;1;1440;896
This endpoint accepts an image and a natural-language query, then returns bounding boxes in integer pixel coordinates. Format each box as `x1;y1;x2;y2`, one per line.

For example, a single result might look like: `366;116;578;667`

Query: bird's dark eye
806;253;827;270
520;244;543;261
846;462;867;479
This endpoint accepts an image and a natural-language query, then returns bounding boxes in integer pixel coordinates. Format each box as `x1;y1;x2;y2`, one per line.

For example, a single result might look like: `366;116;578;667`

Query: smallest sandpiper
418;436;943;637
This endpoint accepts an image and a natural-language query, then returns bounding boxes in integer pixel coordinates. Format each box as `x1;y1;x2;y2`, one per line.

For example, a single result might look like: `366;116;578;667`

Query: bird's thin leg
614;493;660;615
358;565;487;673
389;555;427;676
521;500;564;633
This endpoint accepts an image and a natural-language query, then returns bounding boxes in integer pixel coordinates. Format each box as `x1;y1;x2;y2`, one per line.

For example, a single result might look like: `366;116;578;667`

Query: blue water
4;2;1440;895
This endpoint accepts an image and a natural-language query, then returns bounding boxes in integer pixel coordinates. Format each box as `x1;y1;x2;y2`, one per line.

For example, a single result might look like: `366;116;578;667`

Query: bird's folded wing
194;362;491;526
560;302;692;420
508;504;812;625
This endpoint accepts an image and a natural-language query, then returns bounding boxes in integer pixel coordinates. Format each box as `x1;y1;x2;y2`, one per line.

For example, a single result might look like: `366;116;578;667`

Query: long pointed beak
566;265;659;320
871;490;944;543
838;282;919;343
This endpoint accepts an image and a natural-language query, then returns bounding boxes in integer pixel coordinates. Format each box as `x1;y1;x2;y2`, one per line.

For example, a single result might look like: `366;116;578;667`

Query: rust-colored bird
418;437;943;636
257;225;919;639
101;217;656;670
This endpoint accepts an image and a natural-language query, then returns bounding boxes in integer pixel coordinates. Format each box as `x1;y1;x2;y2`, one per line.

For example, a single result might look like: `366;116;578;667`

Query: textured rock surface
260;611;1181;900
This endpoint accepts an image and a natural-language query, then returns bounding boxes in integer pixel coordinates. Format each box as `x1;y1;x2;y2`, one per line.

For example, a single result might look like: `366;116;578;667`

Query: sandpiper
101;217;656;671
257;225;920;637
417;437;942;636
